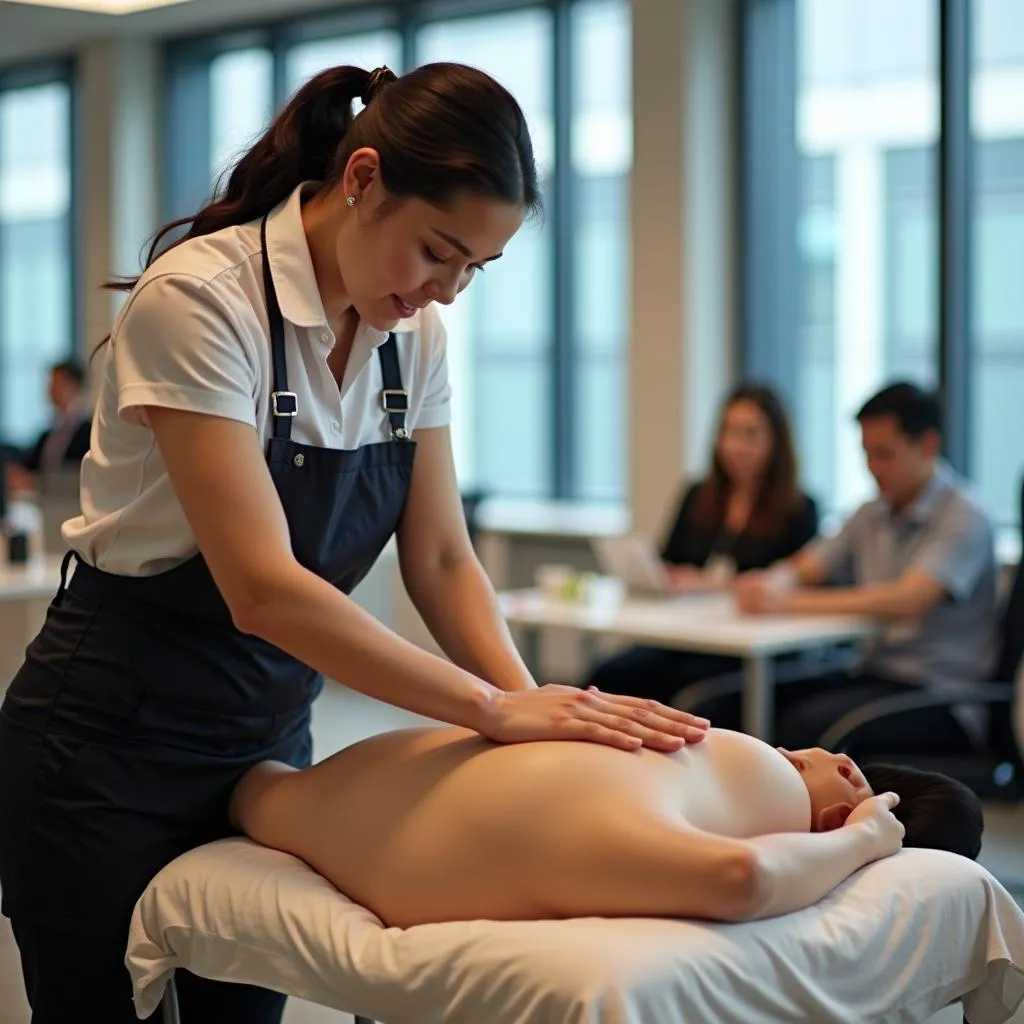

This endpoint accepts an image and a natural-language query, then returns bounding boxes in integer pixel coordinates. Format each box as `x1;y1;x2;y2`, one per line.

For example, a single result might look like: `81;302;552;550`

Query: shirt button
331;419;341;432
320;331;331;344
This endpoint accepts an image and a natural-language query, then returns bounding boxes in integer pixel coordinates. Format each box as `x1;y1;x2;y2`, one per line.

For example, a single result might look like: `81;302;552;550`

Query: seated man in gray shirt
730;381;997;755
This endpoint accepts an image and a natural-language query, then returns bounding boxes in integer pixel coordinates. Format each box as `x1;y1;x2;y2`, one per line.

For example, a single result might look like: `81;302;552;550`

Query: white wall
77;38;161;354
629;0;737;539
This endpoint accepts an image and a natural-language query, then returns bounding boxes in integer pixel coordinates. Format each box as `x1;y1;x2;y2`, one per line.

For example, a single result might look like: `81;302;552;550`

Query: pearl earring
345;195;357;207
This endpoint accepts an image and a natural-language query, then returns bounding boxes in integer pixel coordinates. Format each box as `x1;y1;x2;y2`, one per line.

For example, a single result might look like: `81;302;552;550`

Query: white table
499;589;875;740
0;555;64;692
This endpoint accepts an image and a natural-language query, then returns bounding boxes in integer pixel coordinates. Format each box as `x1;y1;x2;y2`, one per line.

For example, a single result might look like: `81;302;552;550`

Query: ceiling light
4;0;198;14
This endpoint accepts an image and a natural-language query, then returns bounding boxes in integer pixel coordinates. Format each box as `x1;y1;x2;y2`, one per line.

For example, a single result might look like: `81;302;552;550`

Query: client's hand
844;792;905;858
480;683;711;752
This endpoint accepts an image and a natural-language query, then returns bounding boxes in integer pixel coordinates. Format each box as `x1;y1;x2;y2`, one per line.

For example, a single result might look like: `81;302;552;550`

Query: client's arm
741;793;903;919
550;793;903;924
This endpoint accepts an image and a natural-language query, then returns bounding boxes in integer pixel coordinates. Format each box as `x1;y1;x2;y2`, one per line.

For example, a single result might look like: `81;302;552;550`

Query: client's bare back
233;727;819;927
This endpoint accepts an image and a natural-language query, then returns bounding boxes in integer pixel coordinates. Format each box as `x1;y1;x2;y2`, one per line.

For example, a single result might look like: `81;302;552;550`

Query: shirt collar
884;460;955;525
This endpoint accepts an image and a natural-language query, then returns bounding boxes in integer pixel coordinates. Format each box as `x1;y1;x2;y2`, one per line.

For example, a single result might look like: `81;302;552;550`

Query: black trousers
679;671;977;757
10;916;287;1024
588;645;740;705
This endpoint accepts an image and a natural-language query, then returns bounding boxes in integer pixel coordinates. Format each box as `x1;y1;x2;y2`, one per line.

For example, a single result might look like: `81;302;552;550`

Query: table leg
742;655;773;740
578;634;597;684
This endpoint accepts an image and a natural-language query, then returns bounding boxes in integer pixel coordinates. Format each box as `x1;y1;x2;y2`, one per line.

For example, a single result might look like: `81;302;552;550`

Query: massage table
128;837;1024;1024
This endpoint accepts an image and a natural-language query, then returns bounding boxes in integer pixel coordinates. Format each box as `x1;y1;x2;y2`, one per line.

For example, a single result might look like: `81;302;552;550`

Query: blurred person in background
588;383;819;704
732;382;997;757
3;359;91;497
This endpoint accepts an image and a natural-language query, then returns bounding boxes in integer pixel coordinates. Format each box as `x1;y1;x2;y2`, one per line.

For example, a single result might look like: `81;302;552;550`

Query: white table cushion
127;837;1024;1024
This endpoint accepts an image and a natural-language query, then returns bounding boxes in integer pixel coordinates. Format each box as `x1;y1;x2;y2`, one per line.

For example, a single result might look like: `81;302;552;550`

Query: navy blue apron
0;216;417;937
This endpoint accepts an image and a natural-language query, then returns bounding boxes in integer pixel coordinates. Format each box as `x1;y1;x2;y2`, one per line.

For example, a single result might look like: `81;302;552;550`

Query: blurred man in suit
4;359;91;496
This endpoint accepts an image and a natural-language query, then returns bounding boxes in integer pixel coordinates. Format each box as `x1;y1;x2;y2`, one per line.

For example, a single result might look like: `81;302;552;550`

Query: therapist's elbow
221;560;306;638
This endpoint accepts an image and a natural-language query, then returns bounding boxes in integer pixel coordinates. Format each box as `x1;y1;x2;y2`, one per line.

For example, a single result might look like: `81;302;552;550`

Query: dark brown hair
856;381;943;439
861;763;983;860
690;382;802;540
107;62;540;295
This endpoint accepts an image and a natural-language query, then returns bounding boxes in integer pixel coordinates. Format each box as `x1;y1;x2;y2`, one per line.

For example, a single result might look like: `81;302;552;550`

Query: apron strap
54;548;77;607
377;334;410;441
260;215;296;441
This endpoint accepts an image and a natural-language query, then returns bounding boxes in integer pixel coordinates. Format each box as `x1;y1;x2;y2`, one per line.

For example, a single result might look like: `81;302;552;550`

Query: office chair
820;472;1024;801
461;489;487;545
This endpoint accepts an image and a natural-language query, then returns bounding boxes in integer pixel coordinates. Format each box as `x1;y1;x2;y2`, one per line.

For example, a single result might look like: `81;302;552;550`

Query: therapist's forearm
237;564;501;730
403;554;537;692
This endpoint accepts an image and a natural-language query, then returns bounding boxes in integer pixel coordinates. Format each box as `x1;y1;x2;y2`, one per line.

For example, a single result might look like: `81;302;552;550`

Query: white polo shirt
64;183;452;577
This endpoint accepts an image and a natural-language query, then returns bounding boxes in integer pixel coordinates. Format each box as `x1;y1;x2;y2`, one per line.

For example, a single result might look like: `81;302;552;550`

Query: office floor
2;683;1023;1024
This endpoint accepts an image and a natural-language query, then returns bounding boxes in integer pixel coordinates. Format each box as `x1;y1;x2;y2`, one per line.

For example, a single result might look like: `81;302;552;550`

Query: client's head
777;747;984;859
777;747;871;831
860;762;984;860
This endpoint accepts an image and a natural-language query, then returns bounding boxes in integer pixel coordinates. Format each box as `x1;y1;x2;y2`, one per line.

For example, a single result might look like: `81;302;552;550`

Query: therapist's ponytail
106;61;540;295
106;65;371;293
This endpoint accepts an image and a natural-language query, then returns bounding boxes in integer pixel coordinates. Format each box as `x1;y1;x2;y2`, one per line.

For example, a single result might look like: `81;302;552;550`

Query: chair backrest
991;472;1024;759
461;490;487;544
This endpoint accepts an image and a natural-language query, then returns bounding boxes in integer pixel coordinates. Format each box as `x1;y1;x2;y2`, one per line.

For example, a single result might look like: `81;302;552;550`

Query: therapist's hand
479;684;710;752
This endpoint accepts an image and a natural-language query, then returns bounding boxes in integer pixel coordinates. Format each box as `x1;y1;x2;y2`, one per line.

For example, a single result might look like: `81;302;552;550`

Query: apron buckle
381;389;410;442
272;391;298;417
380;389;408;415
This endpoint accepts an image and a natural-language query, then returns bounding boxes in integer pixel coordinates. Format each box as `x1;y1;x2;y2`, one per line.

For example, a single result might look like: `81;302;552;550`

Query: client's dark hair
861;763;984;860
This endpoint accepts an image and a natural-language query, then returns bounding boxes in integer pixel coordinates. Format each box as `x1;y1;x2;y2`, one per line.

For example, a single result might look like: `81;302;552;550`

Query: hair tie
362;66;397;107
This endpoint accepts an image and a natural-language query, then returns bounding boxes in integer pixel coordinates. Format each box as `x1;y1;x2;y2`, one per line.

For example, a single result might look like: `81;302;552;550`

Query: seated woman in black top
588;383;818;705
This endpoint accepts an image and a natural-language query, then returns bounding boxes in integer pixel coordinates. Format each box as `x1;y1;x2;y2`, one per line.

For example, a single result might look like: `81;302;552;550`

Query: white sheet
127;837;1024;1024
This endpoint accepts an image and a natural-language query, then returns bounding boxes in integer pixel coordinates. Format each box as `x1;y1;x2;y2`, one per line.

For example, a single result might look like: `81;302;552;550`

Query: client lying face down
230;726;982;929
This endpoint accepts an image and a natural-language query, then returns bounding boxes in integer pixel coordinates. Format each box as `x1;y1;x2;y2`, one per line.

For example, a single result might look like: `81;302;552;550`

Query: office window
0;72;74;449
285;30;402;98
571;0;631;501
884;146;938;388
797;155;837;506
416;9;555;498
800;0;938;514
745;0;939;516
209;48;273;188
970;0;1024;526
